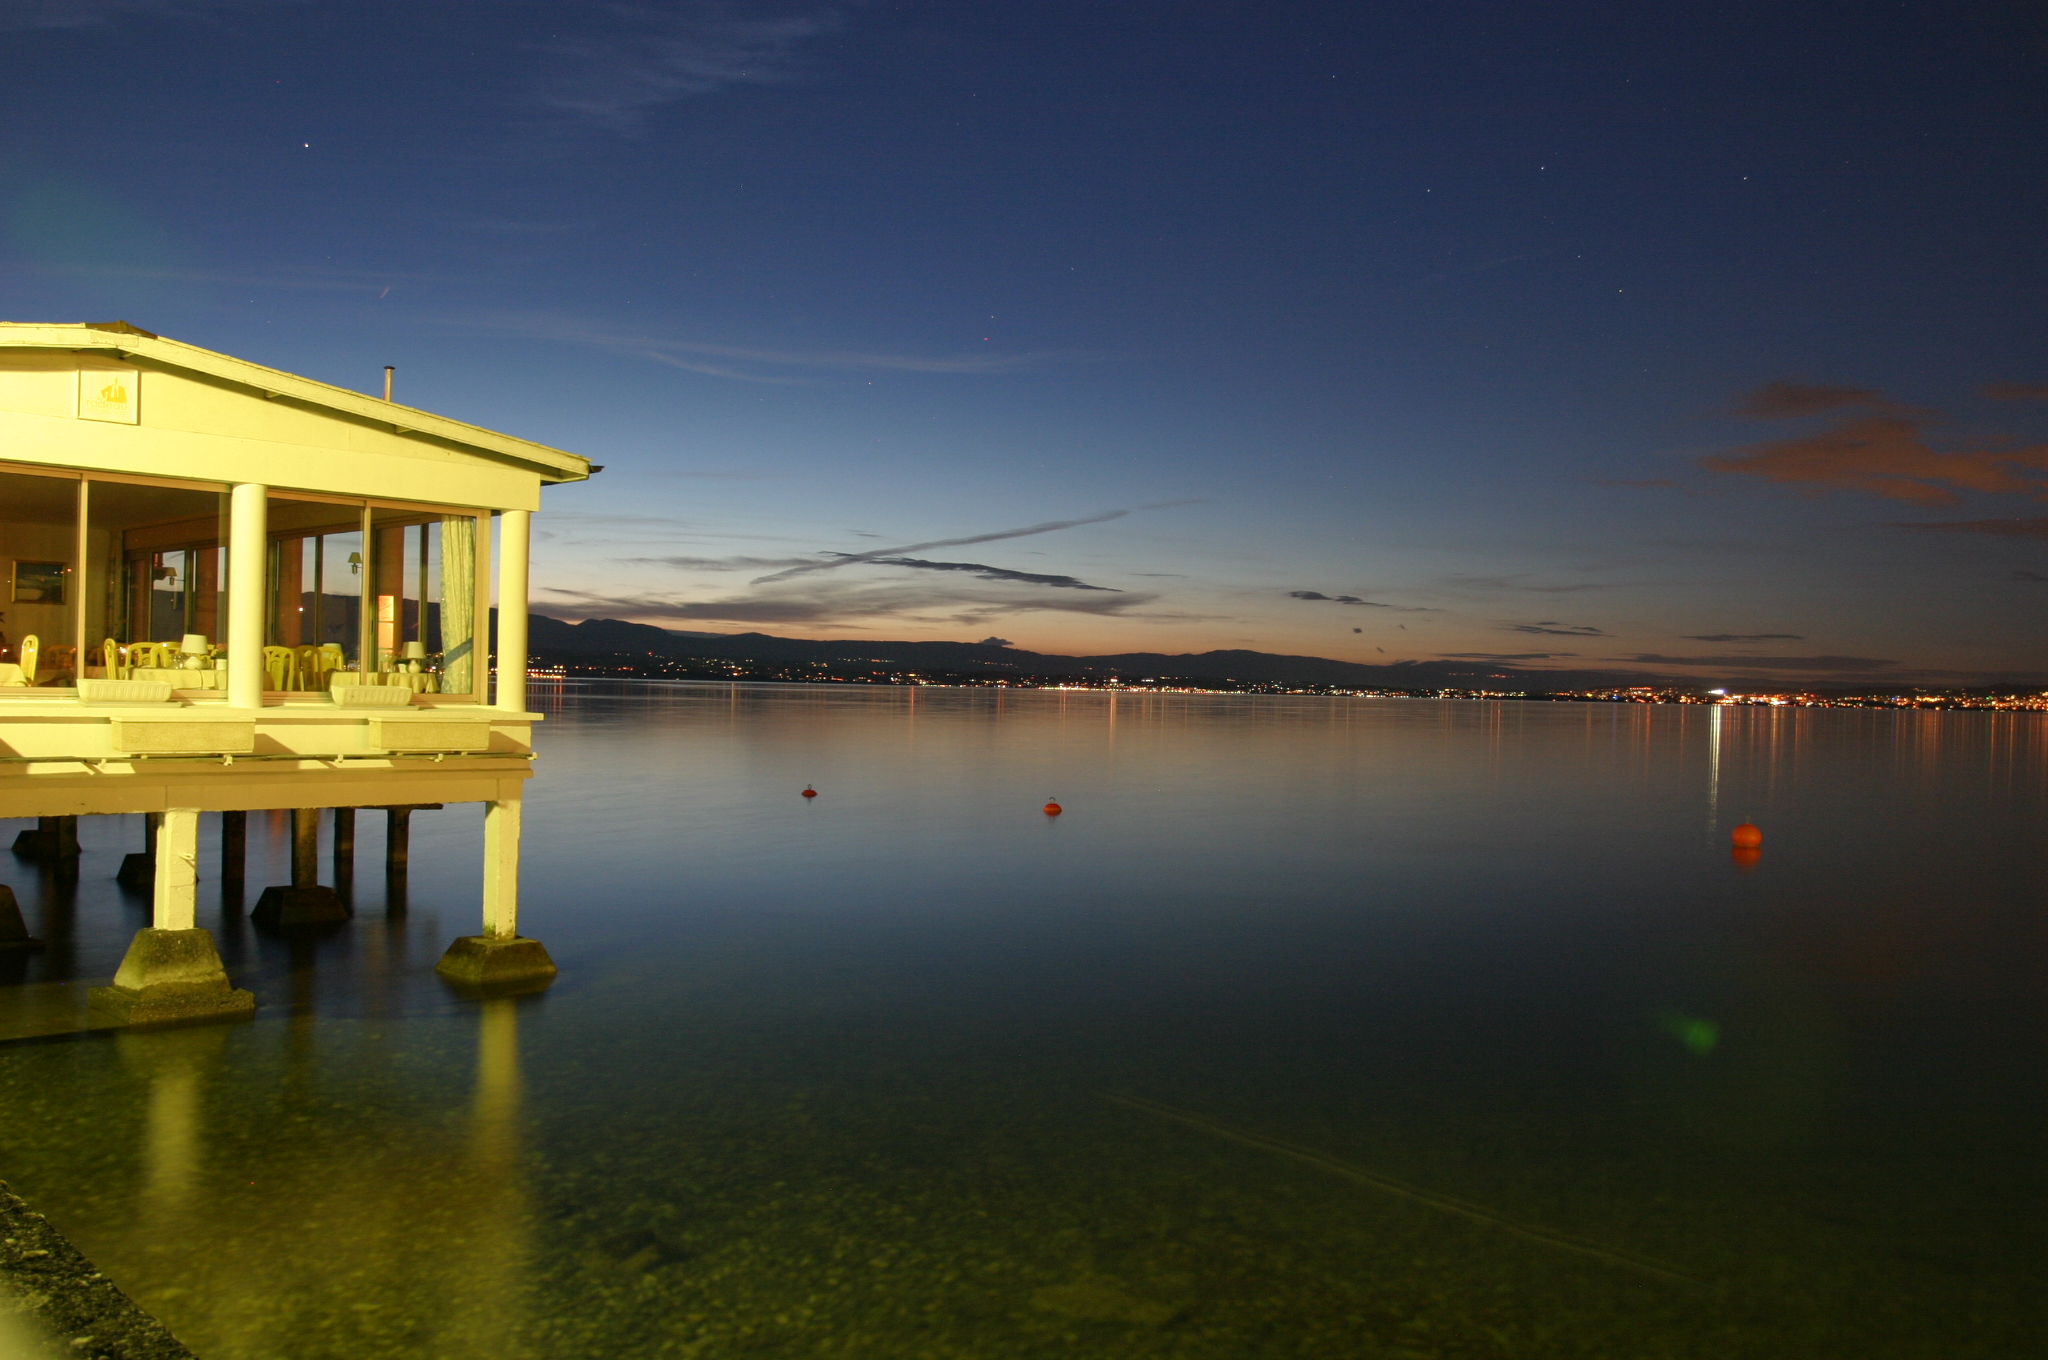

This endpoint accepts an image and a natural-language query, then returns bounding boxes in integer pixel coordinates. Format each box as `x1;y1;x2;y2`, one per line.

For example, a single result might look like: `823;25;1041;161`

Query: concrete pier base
10;816;79;861
249;884;348;927
436;935;557;990
88;928;255;1028
0;885;42;950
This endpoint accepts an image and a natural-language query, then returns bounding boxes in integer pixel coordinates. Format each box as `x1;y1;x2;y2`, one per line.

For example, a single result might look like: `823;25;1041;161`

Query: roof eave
0;322;592;484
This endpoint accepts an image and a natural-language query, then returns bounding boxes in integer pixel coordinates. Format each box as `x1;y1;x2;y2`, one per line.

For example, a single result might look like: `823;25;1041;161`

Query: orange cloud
1982;382;2048;402
1704;414;2048;505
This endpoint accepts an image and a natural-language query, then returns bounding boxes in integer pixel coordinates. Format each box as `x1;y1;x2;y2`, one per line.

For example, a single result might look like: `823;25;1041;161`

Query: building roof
0;321;592;485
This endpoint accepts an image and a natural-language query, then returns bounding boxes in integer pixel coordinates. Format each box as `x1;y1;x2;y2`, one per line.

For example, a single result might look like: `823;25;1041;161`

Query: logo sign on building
78;369;139;424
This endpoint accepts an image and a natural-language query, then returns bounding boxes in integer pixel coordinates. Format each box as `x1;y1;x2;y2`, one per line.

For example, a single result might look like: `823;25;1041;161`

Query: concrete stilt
220;810;246;890
332;807;355;892
385;805;414;878
117;812;160;889
89;809;253;1027
0;884;44;950
437;798;555;991
251;808;348;927
381;804;440;912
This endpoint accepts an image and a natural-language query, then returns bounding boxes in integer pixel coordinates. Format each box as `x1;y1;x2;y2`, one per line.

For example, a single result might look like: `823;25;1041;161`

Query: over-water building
0;321;591;1022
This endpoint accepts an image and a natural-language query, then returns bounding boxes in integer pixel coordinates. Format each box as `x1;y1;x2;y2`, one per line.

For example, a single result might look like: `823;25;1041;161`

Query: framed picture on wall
10;561;67;605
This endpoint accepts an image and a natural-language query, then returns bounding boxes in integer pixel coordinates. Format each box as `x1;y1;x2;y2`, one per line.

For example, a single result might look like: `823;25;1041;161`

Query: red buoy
1043;800;1062;816
801;785;818;799
1730;822;1762;849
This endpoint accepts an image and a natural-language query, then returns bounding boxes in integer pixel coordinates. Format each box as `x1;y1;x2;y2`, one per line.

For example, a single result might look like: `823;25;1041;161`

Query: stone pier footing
436;935;557;990
11;816;80;861
250;884;349;927
0;885;42;950
87;928;255;1028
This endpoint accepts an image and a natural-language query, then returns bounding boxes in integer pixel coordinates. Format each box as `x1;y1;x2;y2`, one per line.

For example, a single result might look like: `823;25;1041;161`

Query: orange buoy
801;785;818;799
1730;822;1762;849
1043;800;1062;816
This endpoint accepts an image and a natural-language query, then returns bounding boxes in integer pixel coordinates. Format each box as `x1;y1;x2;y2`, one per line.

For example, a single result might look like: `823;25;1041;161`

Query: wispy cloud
1682;633;1804;642
1733;381;1927;419
1443;574;1616;594
1889;517;2048;539
1982;382;2048;402
1506;622;1603;636
10;261;422;293
1585;477;1679;488
852;557;1120;591
456;310;1089;384
530;3;842;135
750;506;1193;585
540;577;1159;628
1439;652;1574;661
1624;653;1895;672
624;555;818;571
1287;590;1431;611
0;0;286;30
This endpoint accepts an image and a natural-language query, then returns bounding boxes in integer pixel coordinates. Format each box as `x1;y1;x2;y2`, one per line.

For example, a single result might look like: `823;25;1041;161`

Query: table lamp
180;634;209;670
403;640;427;673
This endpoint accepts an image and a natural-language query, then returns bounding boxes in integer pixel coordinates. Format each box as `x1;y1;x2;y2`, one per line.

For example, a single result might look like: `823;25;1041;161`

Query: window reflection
267;497;364;686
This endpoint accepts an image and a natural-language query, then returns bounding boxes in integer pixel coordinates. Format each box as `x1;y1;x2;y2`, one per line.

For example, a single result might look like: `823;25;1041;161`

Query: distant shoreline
524;662;2048;712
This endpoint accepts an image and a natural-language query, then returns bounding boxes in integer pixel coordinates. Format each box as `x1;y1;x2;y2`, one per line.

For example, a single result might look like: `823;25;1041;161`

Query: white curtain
441;515;476;695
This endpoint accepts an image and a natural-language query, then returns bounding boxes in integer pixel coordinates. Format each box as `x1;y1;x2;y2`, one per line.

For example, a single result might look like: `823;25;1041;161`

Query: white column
481;798;522;939
153;807;200;932
227;483;268;707
496;509;530;713
73;479;90;674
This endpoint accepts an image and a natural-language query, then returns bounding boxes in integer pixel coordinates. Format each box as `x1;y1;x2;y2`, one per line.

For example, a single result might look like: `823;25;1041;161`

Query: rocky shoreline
0;1180;195;1360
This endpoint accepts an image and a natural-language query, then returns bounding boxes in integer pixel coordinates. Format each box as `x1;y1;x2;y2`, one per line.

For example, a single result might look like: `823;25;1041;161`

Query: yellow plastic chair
126;641;171;670
17;635;37;684
101;638;122;679
261;645;298;692
318;643;347;688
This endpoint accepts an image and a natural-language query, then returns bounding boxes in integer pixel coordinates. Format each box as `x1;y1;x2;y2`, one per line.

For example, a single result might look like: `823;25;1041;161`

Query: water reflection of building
0;323;587;1017
105;998;538;1358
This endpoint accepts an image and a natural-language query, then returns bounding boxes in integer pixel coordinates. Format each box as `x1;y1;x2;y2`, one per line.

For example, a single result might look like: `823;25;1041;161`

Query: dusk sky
5;1;2046;683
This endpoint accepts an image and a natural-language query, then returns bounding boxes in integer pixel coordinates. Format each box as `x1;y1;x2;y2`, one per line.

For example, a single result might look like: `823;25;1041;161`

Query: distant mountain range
528;614;1667;691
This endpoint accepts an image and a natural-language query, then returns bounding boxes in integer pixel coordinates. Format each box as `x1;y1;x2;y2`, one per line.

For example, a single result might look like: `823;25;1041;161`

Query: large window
0;466;488;697
85;480;230;660
267;497;365;671
0;469;79;685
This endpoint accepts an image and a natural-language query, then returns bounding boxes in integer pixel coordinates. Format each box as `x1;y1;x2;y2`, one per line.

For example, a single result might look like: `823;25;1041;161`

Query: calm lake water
1;684;2043;1358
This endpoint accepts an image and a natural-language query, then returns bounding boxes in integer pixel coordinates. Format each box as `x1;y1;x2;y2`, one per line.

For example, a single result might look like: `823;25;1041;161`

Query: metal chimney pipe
383;366;394;401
